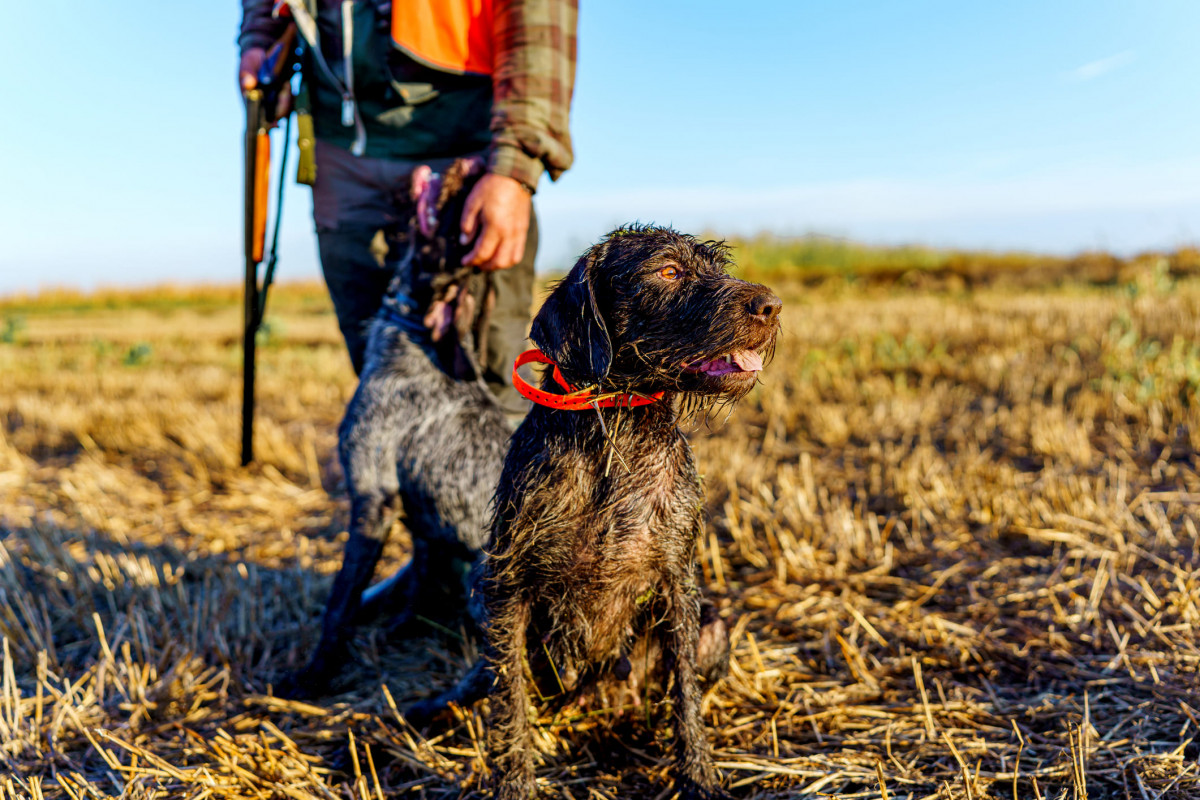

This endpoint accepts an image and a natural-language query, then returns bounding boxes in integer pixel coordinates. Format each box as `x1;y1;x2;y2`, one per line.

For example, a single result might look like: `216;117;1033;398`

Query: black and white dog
279;158;508;697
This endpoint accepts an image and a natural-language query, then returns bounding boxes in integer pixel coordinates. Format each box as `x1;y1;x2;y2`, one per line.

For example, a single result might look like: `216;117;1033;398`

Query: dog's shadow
0;521;472;716
0;521;731;797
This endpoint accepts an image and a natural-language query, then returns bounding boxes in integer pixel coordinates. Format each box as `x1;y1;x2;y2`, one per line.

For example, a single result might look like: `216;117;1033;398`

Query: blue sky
3;1;1199;294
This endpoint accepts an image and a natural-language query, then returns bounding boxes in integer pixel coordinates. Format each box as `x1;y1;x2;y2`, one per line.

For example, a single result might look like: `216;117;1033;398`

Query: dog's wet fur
407;226;782;800
278;158;508;697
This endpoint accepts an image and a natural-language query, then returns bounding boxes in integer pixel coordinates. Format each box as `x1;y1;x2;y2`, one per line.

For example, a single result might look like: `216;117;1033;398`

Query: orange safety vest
392;0;495;76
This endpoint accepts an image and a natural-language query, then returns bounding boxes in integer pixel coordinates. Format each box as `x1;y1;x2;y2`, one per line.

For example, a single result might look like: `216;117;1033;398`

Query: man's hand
239;46;293;118
460;173;532;271
239;47;266;91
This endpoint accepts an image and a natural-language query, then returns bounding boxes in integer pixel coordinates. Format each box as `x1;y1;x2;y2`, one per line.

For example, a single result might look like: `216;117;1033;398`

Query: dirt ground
1;267;1198;799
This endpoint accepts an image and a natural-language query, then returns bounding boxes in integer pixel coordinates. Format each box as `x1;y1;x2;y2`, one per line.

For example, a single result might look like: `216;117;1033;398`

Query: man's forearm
488;0;578;191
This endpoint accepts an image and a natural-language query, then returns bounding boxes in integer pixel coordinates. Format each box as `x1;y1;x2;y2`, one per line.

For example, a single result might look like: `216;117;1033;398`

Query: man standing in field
237;0;577;412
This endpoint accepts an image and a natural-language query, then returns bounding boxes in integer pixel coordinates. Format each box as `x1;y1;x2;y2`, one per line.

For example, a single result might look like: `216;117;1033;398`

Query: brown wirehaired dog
408;226;782;800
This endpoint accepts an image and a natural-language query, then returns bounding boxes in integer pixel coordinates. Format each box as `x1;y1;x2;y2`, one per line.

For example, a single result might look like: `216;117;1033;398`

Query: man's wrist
488;173;535;196
486;144;544;195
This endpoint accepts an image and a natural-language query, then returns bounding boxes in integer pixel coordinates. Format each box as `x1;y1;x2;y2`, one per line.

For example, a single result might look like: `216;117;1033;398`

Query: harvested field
1;258;1199;799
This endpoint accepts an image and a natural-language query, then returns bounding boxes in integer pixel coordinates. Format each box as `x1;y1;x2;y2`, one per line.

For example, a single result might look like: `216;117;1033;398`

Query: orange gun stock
252;130;271;264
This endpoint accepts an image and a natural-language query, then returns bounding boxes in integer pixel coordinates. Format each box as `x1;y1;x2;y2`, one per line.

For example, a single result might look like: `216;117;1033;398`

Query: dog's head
530;225;781;403
403;156;485;311
380;157;491;380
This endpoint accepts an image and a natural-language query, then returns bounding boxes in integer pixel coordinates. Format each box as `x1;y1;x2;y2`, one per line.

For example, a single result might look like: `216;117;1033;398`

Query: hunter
238;0;577;411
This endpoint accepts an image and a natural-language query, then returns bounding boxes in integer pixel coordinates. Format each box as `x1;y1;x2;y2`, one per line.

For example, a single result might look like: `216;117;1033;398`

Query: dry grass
1;260;1198;799
728;236;1200;291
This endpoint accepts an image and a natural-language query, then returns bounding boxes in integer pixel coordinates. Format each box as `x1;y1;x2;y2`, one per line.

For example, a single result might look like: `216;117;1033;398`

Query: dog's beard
612;334;776;395
595;344;771;431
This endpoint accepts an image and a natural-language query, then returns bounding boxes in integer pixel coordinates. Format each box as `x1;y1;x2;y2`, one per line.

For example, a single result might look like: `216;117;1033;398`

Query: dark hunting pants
311;139;535;416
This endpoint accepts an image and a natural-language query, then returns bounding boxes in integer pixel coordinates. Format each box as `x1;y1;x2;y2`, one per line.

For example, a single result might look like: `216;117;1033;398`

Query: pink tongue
692;350;763;375
732;350;763;371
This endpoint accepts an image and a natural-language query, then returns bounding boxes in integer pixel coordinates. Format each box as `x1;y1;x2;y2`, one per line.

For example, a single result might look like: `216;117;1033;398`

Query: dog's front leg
485;593;537;800
666;584;725;800
279;494;394;697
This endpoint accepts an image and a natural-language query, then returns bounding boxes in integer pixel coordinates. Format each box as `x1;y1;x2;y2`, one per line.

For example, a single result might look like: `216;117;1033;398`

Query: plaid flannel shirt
239;0;577;191
488;0;577;190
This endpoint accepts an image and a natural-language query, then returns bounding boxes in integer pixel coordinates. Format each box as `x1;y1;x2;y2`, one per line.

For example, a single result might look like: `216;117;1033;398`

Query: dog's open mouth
685;349;763;377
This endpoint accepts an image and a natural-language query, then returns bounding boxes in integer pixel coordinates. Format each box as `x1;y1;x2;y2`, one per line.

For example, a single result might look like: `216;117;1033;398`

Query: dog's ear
530;246;612;387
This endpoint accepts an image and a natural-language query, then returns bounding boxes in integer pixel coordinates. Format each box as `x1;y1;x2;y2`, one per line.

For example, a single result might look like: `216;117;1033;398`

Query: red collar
512;349;665;411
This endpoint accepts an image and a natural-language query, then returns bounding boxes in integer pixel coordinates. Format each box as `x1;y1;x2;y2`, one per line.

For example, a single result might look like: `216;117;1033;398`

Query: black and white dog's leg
403;558;497;726
403;653;493;727
354;556;419;626
356;534;429;636
280;492;396;697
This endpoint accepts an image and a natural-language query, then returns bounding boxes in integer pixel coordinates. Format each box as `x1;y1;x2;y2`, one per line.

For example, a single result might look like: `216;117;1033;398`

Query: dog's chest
552;435;702;659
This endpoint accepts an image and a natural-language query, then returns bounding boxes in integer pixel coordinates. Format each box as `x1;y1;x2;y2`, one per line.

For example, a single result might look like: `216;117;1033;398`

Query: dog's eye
658;265;681;281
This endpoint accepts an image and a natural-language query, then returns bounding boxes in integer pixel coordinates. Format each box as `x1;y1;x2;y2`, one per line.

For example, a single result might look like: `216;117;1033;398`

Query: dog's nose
747;290;782;323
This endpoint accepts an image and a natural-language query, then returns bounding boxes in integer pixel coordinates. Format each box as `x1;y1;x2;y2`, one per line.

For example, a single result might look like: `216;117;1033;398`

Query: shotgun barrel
242;90;265;466
241;24;299;466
